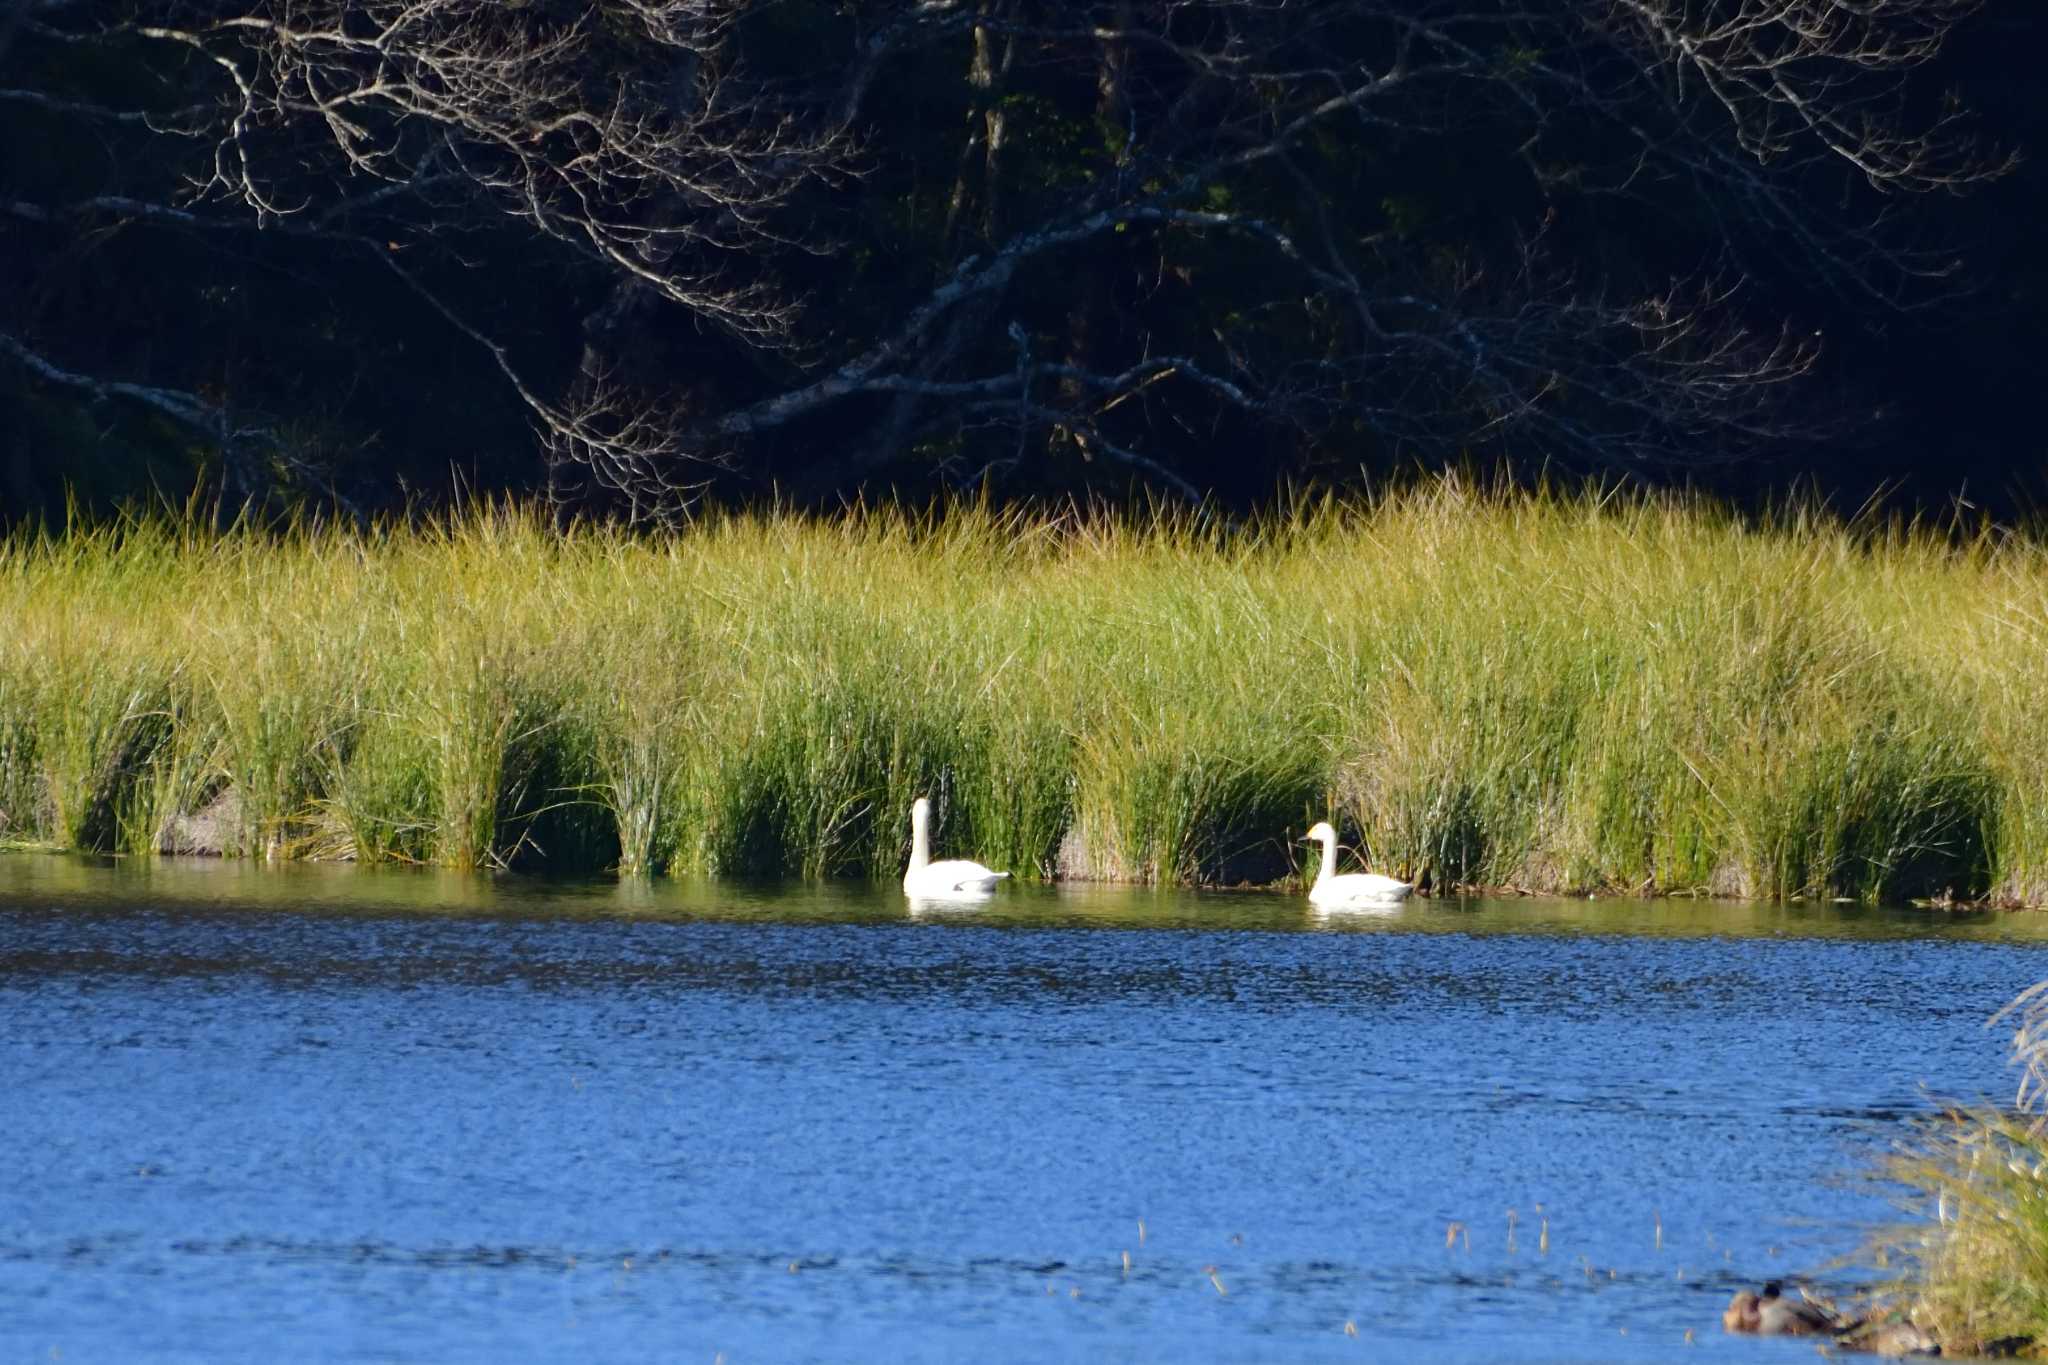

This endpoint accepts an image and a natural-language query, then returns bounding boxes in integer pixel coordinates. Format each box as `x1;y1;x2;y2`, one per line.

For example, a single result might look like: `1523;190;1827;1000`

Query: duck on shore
1721;1282;1847;1337
1721;1282;1941;1356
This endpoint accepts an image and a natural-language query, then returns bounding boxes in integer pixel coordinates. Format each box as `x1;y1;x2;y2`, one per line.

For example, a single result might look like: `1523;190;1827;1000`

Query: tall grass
1869;981;2048;1355
0;482;2043;897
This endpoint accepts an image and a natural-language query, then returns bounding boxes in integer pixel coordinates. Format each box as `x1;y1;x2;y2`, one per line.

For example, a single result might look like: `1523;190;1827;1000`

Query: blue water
3;857;2046;1362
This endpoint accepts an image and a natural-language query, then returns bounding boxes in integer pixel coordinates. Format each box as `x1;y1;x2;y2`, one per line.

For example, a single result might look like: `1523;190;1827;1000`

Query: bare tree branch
5;0;2007;516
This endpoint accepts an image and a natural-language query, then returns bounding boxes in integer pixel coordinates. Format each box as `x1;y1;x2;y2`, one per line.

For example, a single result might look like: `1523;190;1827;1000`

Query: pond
2;855;2044;1362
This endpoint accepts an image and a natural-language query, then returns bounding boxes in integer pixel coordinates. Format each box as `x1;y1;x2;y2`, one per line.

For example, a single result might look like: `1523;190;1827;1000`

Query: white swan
1302;821;1411;907
903;796;1008;898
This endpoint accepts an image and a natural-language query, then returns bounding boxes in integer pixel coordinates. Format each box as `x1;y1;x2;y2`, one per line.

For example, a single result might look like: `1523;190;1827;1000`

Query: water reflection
1305;901;1406;928
0;851;2038;942
905;892;1002;919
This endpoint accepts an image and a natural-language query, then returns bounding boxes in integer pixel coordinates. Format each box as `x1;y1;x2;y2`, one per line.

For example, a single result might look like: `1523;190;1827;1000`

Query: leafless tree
708;0;2002;503
7;0;847;515
2;0;2008;517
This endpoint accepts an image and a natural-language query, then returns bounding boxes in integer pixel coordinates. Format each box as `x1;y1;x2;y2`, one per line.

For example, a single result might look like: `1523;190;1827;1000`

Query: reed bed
0;482;2043;899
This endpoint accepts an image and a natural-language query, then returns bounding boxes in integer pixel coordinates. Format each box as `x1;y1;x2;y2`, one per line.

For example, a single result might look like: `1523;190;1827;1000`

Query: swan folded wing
907;859;1009;895
1312;872;1412;906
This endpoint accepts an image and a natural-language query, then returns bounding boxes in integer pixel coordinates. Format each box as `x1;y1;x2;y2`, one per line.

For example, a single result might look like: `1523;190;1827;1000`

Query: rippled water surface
5;856;2048;1363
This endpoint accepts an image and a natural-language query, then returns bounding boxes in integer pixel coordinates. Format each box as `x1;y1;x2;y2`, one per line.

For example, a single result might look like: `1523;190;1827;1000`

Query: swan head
912;796;931;822
1303;821;1336;844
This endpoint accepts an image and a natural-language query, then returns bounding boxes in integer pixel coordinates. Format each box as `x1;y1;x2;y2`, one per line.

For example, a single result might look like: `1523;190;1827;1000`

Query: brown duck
1722;1281;1850;1337
1722;1282;1944;1355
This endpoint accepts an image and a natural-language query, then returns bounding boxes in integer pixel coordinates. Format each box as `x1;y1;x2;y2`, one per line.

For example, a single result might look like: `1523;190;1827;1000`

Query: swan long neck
909;805;931;875
1312;831;1336;888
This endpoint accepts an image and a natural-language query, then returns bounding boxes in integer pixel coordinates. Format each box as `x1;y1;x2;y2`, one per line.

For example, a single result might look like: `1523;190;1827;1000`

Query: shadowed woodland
3;0;2044;523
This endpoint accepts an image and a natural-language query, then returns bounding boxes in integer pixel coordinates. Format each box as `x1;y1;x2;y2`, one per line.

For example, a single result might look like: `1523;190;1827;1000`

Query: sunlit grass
1869;980;2048;1355
1876;1107;2048;1354
0;482;2042;894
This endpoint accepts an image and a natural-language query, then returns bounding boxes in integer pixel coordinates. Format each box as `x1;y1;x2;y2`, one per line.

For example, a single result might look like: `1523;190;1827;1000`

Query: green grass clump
0;482;2043;897
0;524;190;850
200;548;376;859
1870;981;2048;1355
1876;1108;2048;1354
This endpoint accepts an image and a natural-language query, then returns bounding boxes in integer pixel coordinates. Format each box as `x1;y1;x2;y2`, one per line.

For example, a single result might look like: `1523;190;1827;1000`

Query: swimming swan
903;797;1008;897
1302;822;1411;906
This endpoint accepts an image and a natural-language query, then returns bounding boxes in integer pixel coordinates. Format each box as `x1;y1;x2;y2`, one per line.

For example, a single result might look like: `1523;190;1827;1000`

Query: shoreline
4;489;2045;902
0;804;2033;911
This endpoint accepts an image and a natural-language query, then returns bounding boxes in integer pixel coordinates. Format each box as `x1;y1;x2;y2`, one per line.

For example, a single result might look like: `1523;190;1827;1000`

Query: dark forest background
2;0;2042;525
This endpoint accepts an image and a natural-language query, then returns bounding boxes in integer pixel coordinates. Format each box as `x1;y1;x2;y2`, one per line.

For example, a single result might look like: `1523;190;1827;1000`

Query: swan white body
904;797;1008;897
1303;821;1411;907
